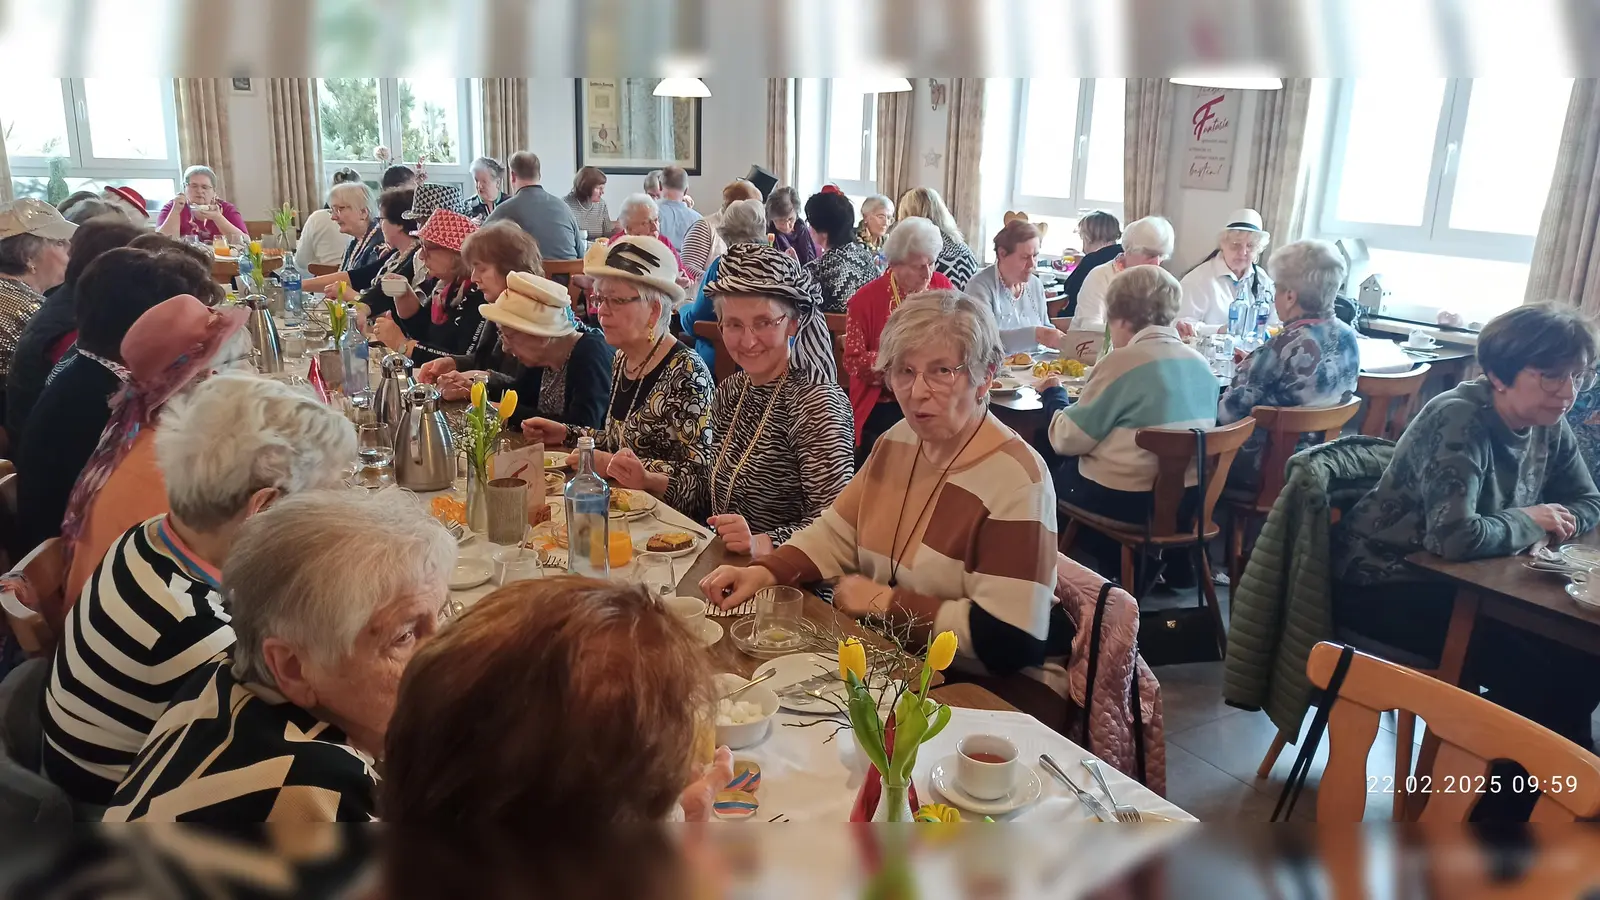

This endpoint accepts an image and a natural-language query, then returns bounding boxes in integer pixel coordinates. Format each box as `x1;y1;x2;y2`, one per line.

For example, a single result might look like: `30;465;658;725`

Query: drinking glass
493;546;542;585
754;585;804;646
634;552;676;601
356;423;395;489
485;477;530;545
280;326;306;360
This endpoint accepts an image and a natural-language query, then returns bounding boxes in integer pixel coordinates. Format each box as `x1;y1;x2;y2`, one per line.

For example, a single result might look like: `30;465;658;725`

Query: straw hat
582;235;685;305
480;271;576;338
0;199;77;241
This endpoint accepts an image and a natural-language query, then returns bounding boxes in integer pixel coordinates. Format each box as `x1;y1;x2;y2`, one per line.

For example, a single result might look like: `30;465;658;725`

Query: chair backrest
541;259;588;313
1134;419;1257;538
1046;297;1070;318
243;219;275;239
305;263;339;277
1;538;63;657
1357;364;1431;440
1246;400;1364;512
824;313;847;336
833;333;849;391
691;320;738;383
1306;642;1600;821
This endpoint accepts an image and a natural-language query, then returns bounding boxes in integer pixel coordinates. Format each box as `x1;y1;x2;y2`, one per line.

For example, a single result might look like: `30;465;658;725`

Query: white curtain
766;79;793;185
942;79;986;246
1244;79;1316;256
267;79;324;219
1123;79;1177;222
1526;79;1600;315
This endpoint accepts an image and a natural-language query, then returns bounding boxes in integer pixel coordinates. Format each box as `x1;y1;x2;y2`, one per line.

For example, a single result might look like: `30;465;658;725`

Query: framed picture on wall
230;77;257;95
574;79;702;175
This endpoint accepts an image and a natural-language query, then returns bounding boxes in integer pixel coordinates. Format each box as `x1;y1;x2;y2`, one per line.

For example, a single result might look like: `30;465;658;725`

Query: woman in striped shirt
564;166;614;241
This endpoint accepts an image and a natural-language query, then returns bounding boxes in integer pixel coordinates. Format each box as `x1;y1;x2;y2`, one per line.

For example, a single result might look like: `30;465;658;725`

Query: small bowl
381;275;409;297
989;376;1022;394
713;673;779;750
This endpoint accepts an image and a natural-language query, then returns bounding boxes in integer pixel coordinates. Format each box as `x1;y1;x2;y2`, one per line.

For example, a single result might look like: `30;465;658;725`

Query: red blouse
842;270;953;444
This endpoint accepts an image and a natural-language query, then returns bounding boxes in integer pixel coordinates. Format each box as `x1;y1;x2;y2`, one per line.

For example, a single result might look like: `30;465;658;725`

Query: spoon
720;670;777;701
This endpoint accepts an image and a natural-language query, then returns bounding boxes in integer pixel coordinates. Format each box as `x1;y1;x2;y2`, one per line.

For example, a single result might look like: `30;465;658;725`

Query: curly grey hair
874;289;1003;388
718;198;768;245
884;216;942;265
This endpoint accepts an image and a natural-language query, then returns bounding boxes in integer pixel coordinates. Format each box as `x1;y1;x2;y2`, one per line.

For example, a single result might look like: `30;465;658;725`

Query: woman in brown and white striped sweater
702;290;1063;677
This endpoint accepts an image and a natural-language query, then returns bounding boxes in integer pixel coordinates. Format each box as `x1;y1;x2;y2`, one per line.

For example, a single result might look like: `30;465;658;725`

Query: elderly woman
681;179;762;280
384;577;735;823
805;189;879;314
353;188;420;323
464;156;509;221
0;199;74;388
565;166;614;240
303;182;387;295
381;209;487;365
466;273;616;430
856;194;894;256
896;187;977;290
408;220;542;385
765;186;818;266
617;244;852;555
843;216;953;465
103;489;454;822
61;295;253;602
16;248;216;555
522;235;713;490
42;374;355;807
8;217;140;443
294;169;362;268
681;198;770;368
1038;266;1217;576
1178;208;1275;336
703;290;1061;686
1218;240;1361;489
1062;210;1121;315
1072;216;1175;334
642;169;665;200
155;165;247;242
611;193;692;285
965;218;1062;354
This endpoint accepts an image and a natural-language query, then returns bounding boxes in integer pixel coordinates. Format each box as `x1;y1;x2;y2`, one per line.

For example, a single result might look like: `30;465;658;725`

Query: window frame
5;78;181;201
1007;78;1125;229
796;79;877;199
317;77;477;194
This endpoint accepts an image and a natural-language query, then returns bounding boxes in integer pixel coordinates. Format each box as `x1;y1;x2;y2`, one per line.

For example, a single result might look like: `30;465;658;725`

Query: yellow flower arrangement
838;629;958;822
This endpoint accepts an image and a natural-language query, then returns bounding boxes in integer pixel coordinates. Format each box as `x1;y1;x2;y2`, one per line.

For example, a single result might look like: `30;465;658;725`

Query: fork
1081;758;1141;823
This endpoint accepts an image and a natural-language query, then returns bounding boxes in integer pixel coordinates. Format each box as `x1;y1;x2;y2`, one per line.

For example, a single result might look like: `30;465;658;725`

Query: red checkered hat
417;208;478;252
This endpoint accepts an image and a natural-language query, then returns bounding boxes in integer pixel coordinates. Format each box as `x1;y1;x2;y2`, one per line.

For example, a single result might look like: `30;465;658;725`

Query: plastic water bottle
279;252;304;326
565;436;611;577
1227;292;1252;341
1252;294;1273;345
236;252;254;286
340;307;369;396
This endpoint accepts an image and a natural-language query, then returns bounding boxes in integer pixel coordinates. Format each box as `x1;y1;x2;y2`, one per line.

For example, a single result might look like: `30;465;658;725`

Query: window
316;78;475;193
794;79;877;201
1;78;179;214
982;78;1125;259
1316;78;1573;324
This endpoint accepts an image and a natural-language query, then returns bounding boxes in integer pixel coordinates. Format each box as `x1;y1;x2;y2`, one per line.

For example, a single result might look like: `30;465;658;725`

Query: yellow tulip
248;240;262;254
927;631;958;672
470;381;486;409
497;390;518;421
838;638;867;683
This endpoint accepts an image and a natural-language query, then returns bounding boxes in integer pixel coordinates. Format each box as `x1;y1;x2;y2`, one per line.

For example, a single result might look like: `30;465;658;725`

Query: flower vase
848;718;921;822
465;465;489;534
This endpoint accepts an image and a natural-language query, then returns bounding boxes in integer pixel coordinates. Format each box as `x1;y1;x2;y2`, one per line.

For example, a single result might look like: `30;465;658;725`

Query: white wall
1161;85;1259;272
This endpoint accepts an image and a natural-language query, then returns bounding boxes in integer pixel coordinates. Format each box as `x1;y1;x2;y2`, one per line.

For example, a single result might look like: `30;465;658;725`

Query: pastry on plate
544;471;565;492
610;489;636;512
646;532;695;553
1006;352;1033;366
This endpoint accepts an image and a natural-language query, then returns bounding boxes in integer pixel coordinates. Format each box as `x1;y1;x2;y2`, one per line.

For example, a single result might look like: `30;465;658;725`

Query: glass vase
874;777;912;823
465;464;490;534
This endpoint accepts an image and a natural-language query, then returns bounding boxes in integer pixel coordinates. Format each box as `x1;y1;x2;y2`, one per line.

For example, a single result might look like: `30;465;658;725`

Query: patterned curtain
1244;79;1315;258
173;78;235;198
766;78;792;185
875;90;915;207
481;78;530;165
1526;79;1600;315
1123;79;1177;222
942;79;986;247
0;131;12;203
267;79;324;219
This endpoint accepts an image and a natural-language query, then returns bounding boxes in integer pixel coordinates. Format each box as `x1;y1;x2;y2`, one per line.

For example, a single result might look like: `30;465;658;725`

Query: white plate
1404;340;1440;351
544;451;570;470
1567;582;1600;611
643;534;701;558
989;377;1023;395
1560;545;1600;570
608;489;658;519
753;653;844;713
696;617;724;647
449;558;493;591
928;755;1044;816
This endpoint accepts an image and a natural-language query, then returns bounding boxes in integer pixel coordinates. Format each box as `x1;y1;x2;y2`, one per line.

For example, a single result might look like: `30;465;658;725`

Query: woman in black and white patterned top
896;187;978;290
650;243;853;556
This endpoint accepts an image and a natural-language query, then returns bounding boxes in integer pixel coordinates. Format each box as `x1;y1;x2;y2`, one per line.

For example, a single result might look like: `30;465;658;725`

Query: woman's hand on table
416;357;455;384
678;746;733;822
699;564;777;610
707;514;774;557
1037;374;1062;392
1175;319;1197;340
1523;503;1578;541
522;417;569;446
834;575;893;617
606;447;649;490
1033;327;1064;350
371;313;407;351
435;371;475;401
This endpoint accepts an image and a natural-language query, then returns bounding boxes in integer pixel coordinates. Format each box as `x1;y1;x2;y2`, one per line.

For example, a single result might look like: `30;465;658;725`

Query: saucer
696;617;724;647
1567;582;1600;612
928;755;1043;816
449;558;493;591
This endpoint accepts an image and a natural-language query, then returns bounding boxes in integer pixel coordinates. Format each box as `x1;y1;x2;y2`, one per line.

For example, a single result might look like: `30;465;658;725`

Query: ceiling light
1170;74;1283;90
654;78;711;98
867;77;914;94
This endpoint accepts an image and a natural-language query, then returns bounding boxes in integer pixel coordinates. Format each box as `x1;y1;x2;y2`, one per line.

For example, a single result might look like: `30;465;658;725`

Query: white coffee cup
1406;329;1436;348
955;734;1019;800
665;595;708;625
381;274;409;298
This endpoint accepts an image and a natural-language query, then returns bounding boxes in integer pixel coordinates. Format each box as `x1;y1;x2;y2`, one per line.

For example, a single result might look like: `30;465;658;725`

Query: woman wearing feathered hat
521;236;714;491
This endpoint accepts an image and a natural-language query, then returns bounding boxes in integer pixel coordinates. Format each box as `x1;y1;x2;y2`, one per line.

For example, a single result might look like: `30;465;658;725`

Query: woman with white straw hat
474;271;615;429
1176;207;1275;337
522;235;713;488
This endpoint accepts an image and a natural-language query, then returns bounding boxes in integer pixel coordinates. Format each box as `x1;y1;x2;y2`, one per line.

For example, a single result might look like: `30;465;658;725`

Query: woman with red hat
373;208;488;365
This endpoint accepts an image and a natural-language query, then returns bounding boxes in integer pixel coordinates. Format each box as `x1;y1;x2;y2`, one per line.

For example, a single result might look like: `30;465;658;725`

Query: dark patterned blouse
569;341;714;486
936;232;979;290
807;240;881;314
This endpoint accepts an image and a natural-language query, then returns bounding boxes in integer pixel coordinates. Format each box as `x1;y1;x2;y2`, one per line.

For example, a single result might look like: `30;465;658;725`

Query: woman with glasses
843;216;953;467
701;290;1065;701
622;244;851;557
1334;304;1600;752
521;236;713;487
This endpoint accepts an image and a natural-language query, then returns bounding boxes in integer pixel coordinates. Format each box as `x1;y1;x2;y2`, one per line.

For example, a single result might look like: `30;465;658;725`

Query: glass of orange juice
608;530;633;570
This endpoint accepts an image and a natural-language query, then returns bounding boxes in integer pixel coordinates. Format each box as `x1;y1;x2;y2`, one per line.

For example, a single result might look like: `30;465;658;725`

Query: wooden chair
541;259;588;313
1357;364;1431;440
1226;400;1363;589
305;263;339;277
691;320;737;383
1305;642;1600;821
1047;297;1070;318
824;313;847;335
1057;418;1256;655
1;538;63;658
243;220;275;239
833;333;849;392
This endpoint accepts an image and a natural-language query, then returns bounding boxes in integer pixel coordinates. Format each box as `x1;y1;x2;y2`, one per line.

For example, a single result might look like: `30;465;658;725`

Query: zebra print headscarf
703;242;836;382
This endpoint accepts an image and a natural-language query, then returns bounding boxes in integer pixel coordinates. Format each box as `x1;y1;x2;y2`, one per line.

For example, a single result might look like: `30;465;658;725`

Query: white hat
1223;209;1266;233
583;235;685;305
480;271;576;338
0;199;77;241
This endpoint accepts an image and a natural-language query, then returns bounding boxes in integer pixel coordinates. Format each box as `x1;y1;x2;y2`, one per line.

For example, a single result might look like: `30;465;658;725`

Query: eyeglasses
592;293;643;309
1536;368;1599;394
718;315;789;340
887;364;970;392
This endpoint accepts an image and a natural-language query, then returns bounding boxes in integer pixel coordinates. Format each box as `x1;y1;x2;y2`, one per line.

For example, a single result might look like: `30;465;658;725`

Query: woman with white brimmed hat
470;271;615;429
0;198;75;385
522;235;714;488
1176;207;1276;337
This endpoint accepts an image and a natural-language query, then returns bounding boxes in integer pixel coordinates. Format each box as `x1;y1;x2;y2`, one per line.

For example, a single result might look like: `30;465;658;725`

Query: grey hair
642;170;665;193
62;197;114;225
182;165;218;187
718;198;768;245
874;289;1003;387
329;181;377;220
154;373;357;532
1121;216;1175;259
224;488;455;686
619;192;659;227
884;216;942;265
207;328;256;373
1220;227;1270;256
1268;239;1345;317
1106;265;1183;332
470;156;504;183
860;194;893;218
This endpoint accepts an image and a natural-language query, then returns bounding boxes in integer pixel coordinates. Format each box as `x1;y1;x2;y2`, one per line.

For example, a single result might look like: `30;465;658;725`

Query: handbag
1080;581;1150;785
1136;427;1225;666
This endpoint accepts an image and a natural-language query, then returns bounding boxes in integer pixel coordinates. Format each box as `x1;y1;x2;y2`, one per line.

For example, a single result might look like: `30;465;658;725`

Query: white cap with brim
480;272;577;338
582;235;686;306
1223;208;1266;233
0;198;77;241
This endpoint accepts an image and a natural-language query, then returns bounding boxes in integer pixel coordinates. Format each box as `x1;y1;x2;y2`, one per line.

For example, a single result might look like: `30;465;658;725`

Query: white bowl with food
713;673;779;749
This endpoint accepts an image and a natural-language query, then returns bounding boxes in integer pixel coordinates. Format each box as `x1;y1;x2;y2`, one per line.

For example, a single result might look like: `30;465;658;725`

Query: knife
1039;754;1113;822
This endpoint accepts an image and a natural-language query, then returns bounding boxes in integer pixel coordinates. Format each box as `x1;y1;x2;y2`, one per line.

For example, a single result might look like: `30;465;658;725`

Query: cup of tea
1406;329;1436;348
381;274;410;297
956;734;1019;800
665;595;708;626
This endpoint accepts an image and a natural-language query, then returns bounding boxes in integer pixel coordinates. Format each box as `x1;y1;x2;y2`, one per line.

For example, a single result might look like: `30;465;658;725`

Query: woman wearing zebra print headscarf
633;243;853;557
